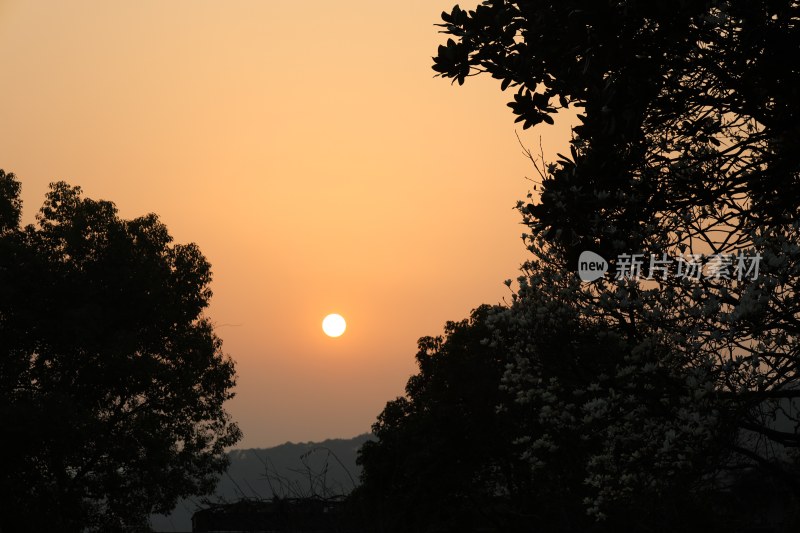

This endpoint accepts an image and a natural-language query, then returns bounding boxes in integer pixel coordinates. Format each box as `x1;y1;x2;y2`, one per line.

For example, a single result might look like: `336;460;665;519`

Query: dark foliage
433;0;800;260
354;305;534;533
0;171;242;532
387;0;800;530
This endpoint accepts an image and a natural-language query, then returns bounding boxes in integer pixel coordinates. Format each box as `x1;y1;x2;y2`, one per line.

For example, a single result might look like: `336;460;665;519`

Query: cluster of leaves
435;0;800;525
0;171;242;531
434;0;800;255
354;305;538;532
358;1;800;531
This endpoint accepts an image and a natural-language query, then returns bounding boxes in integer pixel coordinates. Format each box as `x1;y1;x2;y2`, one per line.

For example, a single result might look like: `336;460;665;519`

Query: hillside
150;434;373;532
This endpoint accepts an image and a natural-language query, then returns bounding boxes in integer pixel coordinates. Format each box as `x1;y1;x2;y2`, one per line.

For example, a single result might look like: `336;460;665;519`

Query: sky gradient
0;0;573;448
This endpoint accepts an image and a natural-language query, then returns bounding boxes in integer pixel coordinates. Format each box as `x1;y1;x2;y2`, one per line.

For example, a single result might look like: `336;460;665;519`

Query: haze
0;0;572;448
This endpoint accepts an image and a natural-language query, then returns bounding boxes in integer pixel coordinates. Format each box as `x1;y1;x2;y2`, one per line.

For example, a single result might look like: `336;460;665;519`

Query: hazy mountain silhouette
150;434;373;532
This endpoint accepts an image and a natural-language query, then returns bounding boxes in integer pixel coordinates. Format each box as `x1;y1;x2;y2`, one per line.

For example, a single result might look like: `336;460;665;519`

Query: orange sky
0;0;573;448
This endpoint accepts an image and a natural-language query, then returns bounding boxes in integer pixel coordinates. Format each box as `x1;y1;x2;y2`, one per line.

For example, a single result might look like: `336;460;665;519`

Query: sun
322;313;346;337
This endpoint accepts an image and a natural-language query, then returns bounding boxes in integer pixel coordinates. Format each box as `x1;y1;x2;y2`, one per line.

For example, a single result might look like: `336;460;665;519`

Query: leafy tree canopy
433;0;800;250
356;305;536;532
0;170;242;532
432;0;800;528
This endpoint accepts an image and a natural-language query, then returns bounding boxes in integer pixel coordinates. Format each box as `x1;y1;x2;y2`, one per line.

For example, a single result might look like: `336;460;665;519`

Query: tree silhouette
433;0;800;252
433;1;800;529
0;171;242;532
355;305;537;532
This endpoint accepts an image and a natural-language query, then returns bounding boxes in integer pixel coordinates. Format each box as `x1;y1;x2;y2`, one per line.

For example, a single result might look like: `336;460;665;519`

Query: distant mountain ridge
150;433;374;532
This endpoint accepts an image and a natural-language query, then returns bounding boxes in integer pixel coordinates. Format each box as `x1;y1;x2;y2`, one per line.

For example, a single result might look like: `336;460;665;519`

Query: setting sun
322;314;347;338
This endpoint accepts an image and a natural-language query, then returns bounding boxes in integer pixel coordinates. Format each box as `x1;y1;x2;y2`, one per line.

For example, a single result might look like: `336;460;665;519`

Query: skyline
0;0;574;448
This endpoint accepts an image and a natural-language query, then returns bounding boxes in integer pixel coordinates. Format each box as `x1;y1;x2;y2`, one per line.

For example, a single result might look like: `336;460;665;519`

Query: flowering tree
435;0;800;527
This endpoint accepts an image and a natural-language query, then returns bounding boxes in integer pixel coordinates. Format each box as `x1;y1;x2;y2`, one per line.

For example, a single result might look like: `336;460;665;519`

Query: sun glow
322;314;346;337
